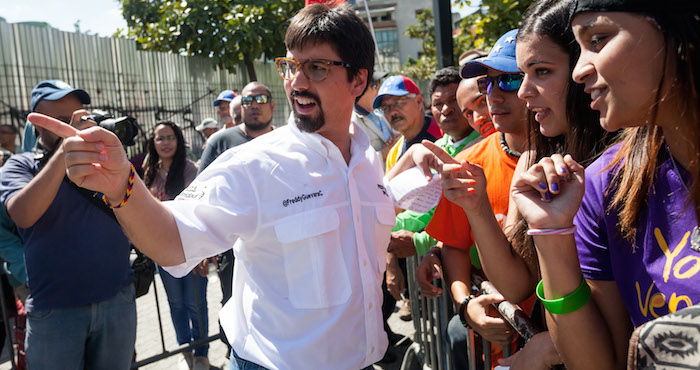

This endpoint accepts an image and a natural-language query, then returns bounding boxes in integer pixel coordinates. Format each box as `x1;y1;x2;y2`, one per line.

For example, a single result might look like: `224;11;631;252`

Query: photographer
0;80;136;368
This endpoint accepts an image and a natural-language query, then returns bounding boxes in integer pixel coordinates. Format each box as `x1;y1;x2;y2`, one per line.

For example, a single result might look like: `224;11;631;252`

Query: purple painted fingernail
539;183;547;190
558;167;567;174
551;182;559;192
544;191;552;201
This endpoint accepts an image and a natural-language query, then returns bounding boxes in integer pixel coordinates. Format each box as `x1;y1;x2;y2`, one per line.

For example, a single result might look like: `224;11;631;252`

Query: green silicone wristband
536;278;591;314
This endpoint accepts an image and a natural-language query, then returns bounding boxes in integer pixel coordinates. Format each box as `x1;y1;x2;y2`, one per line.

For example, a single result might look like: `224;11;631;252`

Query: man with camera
0;80;136;368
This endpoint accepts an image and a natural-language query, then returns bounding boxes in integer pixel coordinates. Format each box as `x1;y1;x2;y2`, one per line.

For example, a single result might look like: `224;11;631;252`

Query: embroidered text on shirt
178;185;207;200
282;190;324;207
377;184;389;197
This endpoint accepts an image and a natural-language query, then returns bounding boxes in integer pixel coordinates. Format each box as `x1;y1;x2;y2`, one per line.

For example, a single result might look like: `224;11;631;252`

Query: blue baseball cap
460;29;519;79
30;80;90;112
213;90;236;107
372;75;421;109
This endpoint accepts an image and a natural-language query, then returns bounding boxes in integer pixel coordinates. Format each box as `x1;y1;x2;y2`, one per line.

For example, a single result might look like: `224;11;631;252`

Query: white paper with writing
386;166;442;213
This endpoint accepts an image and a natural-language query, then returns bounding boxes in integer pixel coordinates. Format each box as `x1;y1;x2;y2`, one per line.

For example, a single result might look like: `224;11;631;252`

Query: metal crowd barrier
400;255;543;370
131;268;221;369
401;255;454;370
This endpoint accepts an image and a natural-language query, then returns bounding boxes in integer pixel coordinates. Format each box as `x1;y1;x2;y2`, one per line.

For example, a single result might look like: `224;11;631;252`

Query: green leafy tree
399;9;437;80
454;0;533;49
399;0;532;80
117;0;303;81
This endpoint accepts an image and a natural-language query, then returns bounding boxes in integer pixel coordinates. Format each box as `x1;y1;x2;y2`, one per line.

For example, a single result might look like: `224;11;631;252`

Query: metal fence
0;20;292;159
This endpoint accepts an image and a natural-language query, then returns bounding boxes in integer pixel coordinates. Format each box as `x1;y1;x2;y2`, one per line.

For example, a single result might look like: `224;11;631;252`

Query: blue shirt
0;152;133;310
0;204;26;286
22;122;36;153
353;104;393;142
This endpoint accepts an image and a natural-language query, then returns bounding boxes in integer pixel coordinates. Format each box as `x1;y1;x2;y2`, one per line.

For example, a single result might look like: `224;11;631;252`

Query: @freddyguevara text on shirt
282;190;324;207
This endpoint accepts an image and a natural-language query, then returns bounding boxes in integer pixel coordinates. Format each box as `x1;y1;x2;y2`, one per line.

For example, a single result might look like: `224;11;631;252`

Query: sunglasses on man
241;94;270;106
477;73;524;95
275;58;352;82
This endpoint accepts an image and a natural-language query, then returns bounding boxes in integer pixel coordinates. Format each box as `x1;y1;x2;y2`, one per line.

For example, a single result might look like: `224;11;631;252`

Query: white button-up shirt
162;117;395;370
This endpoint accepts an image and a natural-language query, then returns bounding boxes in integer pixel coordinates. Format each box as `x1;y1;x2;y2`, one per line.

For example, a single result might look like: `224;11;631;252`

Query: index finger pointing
422;140;460;165
28;113;79;138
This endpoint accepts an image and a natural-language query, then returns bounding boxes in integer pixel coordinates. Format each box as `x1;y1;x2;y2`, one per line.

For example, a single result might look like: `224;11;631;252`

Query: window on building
375;29;400;72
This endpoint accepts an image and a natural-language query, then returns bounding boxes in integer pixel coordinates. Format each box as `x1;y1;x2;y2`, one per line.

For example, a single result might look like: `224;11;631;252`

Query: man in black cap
0;80;136;368
352;71;397;163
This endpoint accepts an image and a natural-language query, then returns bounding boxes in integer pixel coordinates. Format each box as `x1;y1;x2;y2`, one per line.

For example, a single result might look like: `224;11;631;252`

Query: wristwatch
458;295;476;328
425;247;442;260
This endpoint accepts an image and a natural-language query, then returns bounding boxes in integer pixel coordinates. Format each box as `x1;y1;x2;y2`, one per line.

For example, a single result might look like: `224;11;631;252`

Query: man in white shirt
28;3;394;370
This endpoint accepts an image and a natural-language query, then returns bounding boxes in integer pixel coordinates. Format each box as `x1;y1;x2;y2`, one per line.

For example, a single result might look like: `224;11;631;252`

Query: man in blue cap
0;80;136;368
214;89;237;128
373;75;442;172
415;29;532;369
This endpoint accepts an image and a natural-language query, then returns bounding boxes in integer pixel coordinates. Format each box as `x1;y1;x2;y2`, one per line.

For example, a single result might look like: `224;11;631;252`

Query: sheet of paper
386;166;442;213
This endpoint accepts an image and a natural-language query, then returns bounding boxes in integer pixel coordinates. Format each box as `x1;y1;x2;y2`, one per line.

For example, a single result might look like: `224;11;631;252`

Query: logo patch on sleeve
177;185;207;200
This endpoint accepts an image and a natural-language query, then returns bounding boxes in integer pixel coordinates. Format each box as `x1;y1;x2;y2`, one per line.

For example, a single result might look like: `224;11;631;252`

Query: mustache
390;114;405;124
290;90;320;104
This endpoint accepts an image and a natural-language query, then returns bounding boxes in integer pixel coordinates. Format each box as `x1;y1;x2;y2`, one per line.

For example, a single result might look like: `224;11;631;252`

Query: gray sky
0;0;478;37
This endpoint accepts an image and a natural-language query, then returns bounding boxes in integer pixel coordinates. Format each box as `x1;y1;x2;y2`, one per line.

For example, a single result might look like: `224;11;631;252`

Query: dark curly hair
428;66;461;98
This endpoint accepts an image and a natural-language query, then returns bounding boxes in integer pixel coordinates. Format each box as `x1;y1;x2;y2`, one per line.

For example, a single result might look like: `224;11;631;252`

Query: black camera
82;110;139;146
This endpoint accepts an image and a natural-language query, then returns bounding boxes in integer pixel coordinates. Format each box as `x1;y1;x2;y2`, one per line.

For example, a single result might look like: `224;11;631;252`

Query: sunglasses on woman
477;73;524;94
241;94;270;106
275;58;352;82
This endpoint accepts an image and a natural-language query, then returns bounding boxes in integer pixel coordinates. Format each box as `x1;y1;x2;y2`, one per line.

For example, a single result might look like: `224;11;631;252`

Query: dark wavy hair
509;0;609;270
285;2;375;97
143;120;188;200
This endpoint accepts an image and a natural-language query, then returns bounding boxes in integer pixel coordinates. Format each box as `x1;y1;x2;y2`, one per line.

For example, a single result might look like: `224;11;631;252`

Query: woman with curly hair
144;120;209;369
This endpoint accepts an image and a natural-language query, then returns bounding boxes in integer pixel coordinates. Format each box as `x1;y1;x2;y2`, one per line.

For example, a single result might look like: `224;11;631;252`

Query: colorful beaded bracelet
102;163;136;209
536;278;591;315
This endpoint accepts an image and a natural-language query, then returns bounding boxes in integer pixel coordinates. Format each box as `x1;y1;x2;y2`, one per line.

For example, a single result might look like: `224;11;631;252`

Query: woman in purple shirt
510;0;700;368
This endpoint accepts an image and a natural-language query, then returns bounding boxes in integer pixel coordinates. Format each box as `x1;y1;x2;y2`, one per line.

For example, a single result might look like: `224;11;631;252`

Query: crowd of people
0;0;698;369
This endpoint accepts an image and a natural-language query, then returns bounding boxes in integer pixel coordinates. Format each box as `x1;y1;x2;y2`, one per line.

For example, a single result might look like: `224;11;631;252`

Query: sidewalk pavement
0;265;417;370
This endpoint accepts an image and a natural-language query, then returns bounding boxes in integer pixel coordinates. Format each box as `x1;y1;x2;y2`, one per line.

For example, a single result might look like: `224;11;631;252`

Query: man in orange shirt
419;29;530;368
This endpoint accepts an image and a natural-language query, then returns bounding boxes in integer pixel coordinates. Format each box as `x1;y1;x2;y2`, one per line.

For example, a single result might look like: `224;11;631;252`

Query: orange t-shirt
426;133;530;369
426;132;517;248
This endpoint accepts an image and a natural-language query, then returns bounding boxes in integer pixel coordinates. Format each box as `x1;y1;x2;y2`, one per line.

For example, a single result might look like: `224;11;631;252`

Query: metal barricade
399;254;543;370
131;267;222;369
401;255;454;370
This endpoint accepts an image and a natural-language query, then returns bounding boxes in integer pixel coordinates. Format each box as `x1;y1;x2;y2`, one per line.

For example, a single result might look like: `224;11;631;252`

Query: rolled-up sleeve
162;155;259;277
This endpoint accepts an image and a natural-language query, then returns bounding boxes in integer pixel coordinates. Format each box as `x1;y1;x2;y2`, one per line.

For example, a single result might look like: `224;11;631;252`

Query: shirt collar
353;104;370;116
286;114;371;167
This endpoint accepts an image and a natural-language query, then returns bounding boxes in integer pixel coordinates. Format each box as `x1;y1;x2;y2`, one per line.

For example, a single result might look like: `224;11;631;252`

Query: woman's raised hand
510;154;585;229
28;113;132;203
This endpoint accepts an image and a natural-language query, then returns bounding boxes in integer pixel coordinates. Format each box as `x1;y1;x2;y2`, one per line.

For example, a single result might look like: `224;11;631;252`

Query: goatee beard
290;91;325;133
294;110;325;133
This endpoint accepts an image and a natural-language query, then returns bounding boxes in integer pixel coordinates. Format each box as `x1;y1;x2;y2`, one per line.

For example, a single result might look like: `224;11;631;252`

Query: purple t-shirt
575;144;700;327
